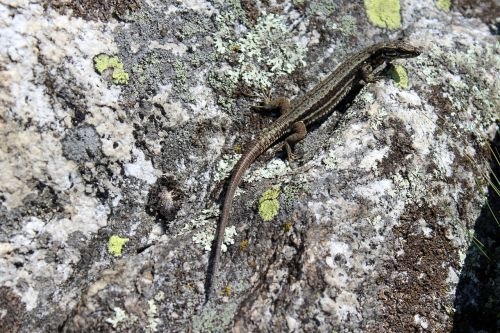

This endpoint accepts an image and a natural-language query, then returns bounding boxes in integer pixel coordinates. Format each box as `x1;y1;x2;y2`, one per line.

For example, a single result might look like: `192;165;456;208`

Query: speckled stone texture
0;0;498;332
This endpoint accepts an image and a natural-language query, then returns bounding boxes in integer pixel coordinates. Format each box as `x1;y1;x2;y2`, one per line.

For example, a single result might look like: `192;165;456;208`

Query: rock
0;1;498;332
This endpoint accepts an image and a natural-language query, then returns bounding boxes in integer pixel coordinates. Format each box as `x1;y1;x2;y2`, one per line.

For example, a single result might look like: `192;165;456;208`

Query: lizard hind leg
283;121;307;162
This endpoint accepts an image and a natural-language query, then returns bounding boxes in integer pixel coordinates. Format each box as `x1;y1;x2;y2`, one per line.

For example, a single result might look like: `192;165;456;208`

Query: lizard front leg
251;96;291;115
283;121;307;162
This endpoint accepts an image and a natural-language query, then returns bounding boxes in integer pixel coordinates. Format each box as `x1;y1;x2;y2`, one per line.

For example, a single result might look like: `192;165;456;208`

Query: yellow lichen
108;235;129;257
436;0;451;12
388;64;410;89
258;187;281;222
94;54;129;85
364;0;401;30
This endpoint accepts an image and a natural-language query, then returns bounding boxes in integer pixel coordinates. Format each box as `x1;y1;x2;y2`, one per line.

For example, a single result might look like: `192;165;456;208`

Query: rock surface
0;0;498;332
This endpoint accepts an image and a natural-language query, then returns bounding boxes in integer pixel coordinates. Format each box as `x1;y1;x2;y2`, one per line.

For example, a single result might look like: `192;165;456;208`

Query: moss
258;187;281;221
233;144;243;154
387;64;410;89
283;220;293;232
222;285;231;297
94;54;130;85
107;235;129;257
240;239;249;251
436;0;451;12
364;0;401;30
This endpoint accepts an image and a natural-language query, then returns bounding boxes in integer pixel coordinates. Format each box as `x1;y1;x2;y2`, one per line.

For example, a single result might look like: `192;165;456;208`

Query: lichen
258;187;281;221
436;0;451;12
420;43;499;138
211;11;307;94
107;235;129;257
340;15;358;36
245;159;289;183
307;0;336;17
213;154;240;183
191;302;238;333
173;59;188;92
282;177;308;209
387;64;410;89
105;307;137;329
188;206;238;252
322;150;338;170
147;298;161;332
94;54;129;84
364;0;401;30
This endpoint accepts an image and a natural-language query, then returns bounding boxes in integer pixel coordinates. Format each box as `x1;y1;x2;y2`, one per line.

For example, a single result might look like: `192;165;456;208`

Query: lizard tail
205;141;265;302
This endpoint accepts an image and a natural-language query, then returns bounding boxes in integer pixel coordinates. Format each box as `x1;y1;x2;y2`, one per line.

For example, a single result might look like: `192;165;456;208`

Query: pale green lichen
340;15;358;36
192;302;238;332
106;307;138;329
193;225;237;252
258;187;281;221
94;54;130;84
420;42;499;138
212;12;307;93
307;0;336;17
436;0;451;11
187;205;238;252
147;292;164;332
213;154;240;183
282;177;308;209
322;150;338;170
107;235;129;257
173;59;187;88
364;0;401;30
387;64;410;89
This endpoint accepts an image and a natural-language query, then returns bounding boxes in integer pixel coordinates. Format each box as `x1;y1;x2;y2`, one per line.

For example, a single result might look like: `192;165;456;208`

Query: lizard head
379;41;422;59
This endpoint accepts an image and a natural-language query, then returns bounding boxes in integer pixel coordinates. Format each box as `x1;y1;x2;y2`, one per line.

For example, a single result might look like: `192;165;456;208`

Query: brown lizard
205;40;421;301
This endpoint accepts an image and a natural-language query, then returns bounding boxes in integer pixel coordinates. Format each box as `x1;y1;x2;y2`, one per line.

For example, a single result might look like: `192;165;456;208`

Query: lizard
205;40;421;301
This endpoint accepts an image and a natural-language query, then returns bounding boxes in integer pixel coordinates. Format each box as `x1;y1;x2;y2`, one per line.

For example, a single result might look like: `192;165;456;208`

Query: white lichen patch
192;224;237;252
182;205;237;252
246;159;290;183
322;149;338;170
413;314;429;329
358;147;389;171
213;154;240;183
355;179;394;203
124;148;161;185
105;306;138;328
